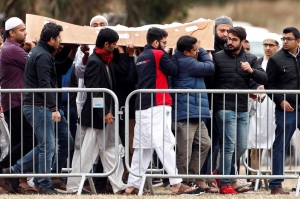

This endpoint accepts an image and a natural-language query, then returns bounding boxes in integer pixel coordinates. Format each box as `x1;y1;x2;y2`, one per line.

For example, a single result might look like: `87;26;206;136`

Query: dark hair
228;26;247;41
1;18;9;41
95;28;119;48
176;35;197;53
245;39;249;43
40;22;63;42
146;27;168;44
283;27;300;39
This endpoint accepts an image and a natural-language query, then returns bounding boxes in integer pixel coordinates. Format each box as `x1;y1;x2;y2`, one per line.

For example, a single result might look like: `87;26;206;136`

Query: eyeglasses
281;37;297;41
160;40;167;45
227;37;239;42
262;43;277;47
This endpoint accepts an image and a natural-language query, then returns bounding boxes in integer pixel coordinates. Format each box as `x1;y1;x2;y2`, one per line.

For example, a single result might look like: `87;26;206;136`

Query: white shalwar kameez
127;105;182;189
248;59;276;149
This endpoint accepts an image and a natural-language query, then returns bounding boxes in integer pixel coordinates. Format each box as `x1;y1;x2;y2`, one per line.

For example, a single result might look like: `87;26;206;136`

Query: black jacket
265;48;300;111
213;46;268;112
24;40;58;111
80;51;128;130
135;45;177;110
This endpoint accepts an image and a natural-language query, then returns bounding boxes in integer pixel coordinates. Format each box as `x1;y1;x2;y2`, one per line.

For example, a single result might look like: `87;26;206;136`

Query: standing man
125;27;200;195
0;17;36;193
7;22;66;194
265;27;300;195
213;27;267;194
67;28;127;195
171;35;215;193
248;33;280;189
212;15;233;55
202;15;233;187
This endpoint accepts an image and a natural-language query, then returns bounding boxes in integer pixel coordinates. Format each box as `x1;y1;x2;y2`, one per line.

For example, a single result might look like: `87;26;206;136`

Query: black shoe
250;181;262;190
292;187;297;192
188;182;205;194
39;186;61;195
2;168;19;193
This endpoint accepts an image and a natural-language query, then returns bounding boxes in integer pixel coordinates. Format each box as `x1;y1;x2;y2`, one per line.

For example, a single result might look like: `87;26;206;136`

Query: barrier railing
1;88;300;196
0;88;122;195
124;89;300;196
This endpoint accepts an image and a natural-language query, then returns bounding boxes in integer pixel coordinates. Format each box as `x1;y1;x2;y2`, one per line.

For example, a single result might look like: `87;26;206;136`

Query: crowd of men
0;13;299;196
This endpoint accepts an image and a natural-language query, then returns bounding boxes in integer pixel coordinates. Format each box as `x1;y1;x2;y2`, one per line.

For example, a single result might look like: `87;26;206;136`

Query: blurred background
0;0;299;56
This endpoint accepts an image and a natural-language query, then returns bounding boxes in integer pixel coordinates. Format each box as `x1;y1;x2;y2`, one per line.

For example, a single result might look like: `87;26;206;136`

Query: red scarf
94;47;113;66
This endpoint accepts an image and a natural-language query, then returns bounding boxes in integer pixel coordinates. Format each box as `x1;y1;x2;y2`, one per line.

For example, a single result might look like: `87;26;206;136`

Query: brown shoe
271;186;289;195
52;178;66;191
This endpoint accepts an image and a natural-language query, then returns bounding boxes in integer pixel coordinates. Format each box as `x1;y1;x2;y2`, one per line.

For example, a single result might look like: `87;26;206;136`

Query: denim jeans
215;110;249;188
269;110;300;190
12;105;73;188
51;109;74;173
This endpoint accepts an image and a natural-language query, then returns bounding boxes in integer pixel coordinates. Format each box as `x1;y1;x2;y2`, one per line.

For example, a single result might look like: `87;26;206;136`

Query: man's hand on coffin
117;46;125;54
80;44;90;55
126;44;135;57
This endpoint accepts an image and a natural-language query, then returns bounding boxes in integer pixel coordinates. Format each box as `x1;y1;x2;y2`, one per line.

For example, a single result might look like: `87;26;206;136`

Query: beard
228;43;242;53
158;42;165;51
215;34;227;47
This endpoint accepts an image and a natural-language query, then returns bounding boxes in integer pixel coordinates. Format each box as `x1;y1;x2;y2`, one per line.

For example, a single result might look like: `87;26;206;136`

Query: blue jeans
12;105;73;188
215;110;249;188
51;109;74;173
269;110;300;190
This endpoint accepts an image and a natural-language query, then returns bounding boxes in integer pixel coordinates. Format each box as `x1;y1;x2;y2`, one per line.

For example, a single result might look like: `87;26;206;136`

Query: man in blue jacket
171;35;215;193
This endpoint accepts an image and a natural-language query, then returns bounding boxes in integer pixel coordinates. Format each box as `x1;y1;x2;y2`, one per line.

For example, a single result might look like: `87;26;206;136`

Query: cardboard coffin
26;14;215;50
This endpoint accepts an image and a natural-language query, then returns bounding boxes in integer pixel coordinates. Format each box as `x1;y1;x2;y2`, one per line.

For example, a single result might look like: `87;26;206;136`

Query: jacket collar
37;40;56;54
144;44;156;50
223;44;246;58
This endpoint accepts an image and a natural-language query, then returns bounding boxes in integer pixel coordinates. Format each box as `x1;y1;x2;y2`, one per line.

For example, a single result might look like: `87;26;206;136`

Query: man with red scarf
66;28;128;194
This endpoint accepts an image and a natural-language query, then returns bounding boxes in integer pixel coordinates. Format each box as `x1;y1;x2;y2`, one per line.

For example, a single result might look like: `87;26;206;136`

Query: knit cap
215;15;233;27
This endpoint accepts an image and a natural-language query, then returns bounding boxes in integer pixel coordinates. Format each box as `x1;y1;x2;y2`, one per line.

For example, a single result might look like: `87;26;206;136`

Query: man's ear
104;42;109;48
183;50;189;56
9;30;15;37
152;40;158;48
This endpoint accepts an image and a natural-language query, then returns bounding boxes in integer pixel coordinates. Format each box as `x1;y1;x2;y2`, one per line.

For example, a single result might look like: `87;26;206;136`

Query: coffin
25;14;215;50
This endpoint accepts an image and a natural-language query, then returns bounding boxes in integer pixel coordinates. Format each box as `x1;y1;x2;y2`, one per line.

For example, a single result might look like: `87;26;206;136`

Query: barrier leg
263;178;269;190
254;178;260;191
146;177;154;195
138;175;147;196
295;175;300;197
87;176;97;194
253;170;261;191
77;174;86;195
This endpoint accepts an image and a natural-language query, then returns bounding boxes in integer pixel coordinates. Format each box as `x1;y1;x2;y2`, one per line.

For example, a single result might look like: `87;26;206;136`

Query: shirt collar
288;46;300;57
6;38;23;48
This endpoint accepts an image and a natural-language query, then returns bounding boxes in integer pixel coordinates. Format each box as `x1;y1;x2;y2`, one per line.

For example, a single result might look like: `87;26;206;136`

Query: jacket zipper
295;57;300;90
235;57;238;88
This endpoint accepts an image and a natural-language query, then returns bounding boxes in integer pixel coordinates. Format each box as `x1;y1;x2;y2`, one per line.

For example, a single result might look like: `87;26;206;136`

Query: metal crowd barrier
1;88;300;196
0;88;122;195
125;89;300;197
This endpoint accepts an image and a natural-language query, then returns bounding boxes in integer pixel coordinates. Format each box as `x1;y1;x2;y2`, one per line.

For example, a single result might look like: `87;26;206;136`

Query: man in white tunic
248;33;280;188
125;27;200;195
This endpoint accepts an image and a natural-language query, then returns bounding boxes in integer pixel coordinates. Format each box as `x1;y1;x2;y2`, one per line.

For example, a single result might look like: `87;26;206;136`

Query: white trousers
67;125;126;193
127;144;182;189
